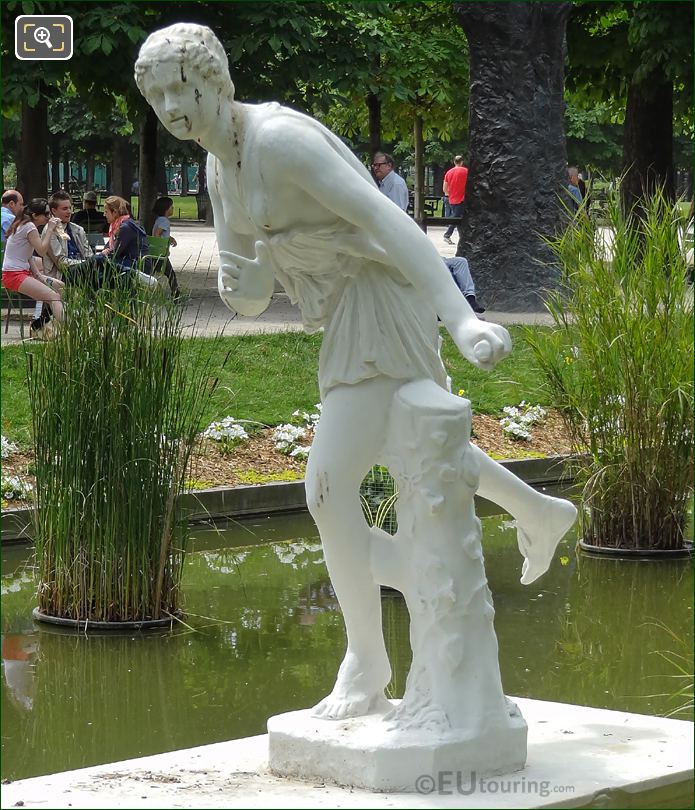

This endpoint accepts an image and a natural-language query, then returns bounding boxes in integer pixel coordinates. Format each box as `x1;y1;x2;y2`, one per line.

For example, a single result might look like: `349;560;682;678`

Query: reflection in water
1;514;692;782
2;631;39;710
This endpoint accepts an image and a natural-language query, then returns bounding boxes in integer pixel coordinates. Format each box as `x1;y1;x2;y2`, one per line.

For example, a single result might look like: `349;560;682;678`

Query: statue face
140;59;220;141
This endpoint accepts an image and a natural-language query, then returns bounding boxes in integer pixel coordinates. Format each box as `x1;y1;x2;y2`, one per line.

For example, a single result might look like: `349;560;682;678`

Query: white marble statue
135;25;577;782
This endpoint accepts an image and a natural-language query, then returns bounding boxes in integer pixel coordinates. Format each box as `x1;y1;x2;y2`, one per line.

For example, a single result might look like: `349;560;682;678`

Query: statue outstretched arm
265;122;511;370
209;157;274;317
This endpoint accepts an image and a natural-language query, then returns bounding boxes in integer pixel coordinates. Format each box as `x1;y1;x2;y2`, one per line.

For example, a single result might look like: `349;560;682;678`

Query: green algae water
2;512;692;781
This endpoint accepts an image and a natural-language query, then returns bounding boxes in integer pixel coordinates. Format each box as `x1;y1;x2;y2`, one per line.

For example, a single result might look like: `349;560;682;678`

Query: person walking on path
442;155;468;244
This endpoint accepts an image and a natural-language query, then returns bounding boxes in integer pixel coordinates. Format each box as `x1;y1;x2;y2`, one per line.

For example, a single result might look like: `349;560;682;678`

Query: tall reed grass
525;185;693;550
27;278;224;622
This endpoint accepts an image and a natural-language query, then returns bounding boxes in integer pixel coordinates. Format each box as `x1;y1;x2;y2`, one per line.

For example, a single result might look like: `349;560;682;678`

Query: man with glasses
372;152;409;211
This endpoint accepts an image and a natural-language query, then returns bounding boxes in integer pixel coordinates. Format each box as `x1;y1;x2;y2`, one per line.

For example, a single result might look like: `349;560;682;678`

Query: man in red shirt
442;155;468;244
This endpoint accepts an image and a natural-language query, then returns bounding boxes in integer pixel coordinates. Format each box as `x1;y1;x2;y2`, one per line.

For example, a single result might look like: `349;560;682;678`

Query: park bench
406;194;462;233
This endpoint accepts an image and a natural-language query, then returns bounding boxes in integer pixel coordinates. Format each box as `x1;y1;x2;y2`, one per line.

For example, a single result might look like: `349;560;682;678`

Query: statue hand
451;318;512;371
218;242;275;317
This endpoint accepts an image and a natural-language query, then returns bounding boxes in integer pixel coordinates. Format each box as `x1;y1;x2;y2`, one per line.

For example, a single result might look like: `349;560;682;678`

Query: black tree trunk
50;134;61;194
139;109;159;233
85;152;95;192
432;164;446;198
622;66;674;214
111;135;134;199
62;155;70;192
181;160;190;196
454;2;570;311
17;97;49;198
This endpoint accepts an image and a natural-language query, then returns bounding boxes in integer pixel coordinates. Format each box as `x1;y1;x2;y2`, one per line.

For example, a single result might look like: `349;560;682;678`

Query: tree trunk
86;153;95;192
50;134;61;194
62;155;70;192
432;164;445;198
139;109;159;233
454;2;571;311
111;135;134;198
181;160;189;196
196;153;214;224
367;91;382;156
155;156;167;199
622;66;674;214
17;97;49;198
413;114;425;228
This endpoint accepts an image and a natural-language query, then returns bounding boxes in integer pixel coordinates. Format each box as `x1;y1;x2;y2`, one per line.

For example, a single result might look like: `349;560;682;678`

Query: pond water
2;511;692;782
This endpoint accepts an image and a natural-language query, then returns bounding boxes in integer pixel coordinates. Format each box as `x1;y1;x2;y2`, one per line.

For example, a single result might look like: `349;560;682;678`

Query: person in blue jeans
443;256;485;313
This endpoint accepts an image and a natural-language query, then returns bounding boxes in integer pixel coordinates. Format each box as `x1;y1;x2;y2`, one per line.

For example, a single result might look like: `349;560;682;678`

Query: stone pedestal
268;700;526;792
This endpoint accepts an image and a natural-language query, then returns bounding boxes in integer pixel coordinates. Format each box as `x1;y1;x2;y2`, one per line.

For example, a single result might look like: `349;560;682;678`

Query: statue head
135;23;234;141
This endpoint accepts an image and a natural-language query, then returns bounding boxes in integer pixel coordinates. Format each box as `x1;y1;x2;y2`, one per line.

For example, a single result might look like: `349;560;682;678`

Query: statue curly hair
134;23;234;97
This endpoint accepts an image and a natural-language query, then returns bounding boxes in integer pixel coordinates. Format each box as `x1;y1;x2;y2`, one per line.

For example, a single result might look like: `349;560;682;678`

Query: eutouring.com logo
414;770;577;797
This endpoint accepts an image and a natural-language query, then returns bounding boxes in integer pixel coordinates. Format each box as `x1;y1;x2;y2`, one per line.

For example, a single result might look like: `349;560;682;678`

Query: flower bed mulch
2;410;574;506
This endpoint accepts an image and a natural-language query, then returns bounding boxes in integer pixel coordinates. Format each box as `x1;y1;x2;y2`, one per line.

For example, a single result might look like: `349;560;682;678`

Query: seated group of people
1;191;179;339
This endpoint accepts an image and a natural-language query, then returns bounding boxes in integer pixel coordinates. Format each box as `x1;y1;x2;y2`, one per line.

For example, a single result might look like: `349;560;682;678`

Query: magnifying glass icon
33;26;53;49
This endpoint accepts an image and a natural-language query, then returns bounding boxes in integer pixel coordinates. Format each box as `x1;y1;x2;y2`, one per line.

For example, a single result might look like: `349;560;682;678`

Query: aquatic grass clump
27;279;223;622
525;184;693;550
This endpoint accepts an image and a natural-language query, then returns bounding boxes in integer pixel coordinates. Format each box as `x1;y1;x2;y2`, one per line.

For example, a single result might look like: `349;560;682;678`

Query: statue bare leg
471;445;578;584
306;376;401;721
307;376;576;721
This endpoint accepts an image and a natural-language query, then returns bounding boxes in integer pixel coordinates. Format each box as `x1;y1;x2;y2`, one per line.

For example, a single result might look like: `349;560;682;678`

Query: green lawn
1;326;552;448
130;195;200;221
91;195;202;221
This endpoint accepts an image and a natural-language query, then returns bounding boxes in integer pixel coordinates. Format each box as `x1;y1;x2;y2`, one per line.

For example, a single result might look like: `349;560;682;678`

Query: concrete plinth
1;698;692;809
268;701;527;792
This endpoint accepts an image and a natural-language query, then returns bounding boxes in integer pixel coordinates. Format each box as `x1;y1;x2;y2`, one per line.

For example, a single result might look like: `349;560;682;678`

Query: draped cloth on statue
261;225;448;399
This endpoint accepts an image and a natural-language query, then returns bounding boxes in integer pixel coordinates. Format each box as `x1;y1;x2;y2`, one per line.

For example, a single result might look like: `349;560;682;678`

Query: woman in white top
1;198;65;325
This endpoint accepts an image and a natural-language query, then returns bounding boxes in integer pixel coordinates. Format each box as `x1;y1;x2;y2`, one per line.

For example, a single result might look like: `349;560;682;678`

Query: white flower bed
1;475;33;502
499;402;547;442
273;424;310;457
202;416;250;453
273;404;322;459
1;436;18;459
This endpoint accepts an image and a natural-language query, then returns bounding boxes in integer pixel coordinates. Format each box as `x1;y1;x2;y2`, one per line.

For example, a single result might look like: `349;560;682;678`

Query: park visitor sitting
442;256;485;313
71;190;108;233
1;190;24;243
1;198;64;336
63;195;155;288
31;191;93;335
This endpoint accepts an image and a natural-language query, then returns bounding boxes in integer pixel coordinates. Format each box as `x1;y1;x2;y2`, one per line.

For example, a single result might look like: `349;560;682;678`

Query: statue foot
517;496;577;585
311;649;391;720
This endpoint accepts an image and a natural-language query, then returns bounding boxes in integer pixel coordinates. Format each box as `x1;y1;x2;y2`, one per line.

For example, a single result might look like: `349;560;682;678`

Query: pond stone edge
1;455;576;545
